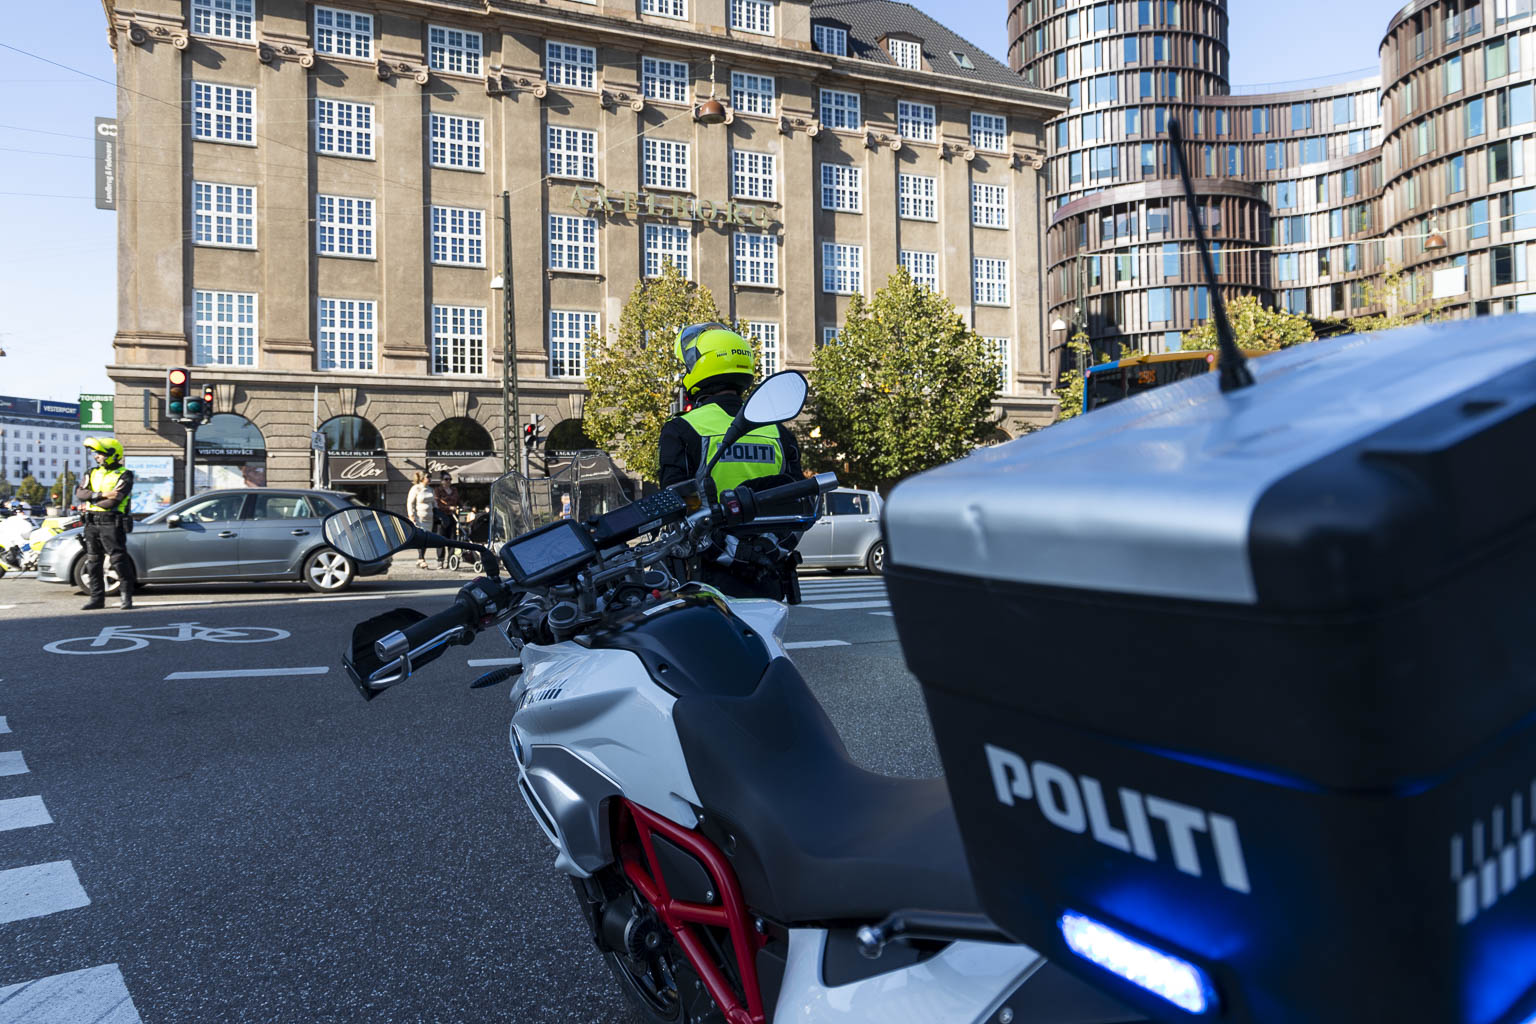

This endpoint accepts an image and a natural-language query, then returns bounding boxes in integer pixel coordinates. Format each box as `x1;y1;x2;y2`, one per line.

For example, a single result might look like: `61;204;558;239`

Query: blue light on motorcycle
1058;911;1215;1014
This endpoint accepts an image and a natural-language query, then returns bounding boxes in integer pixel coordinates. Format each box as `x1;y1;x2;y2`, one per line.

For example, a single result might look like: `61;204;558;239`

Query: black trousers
83;516;133;599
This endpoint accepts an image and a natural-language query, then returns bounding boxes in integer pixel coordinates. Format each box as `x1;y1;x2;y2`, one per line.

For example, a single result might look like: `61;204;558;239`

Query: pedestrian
75;437;136;610
405;471;437;569
432;471;461;569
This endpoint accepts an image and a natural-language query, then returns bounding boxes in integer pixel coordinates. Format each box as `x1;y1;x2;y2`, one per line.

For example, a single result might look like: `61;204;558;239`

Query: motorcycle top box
884;317;1536;1024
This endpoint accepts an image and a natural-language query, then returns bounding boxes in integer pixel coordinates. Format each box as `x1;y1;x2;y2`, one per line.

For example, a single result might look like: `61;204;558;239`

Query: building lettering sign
569;185;778;230
196;445;259;459
329;456;387;483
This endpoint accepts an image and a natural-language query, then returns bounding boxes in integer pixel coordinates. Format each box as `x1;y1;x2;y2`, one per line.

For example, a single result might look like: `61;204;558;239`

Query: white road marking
0;963;142;1024
0;604;16;610
799;579;885;588
0;717;8;734
467;658;521;667
0;751;27;777
0;796;51;832
870;611;894;616
0;860;90;924
165;667;329;680
799;586;886;595
784;640;851;649
801;600;891;611
137;586;453;609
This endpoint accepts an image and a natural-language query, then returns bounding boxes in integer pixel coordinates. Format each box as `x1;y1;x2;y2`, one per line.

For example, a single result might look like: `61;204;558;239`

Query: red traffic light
168;368;188;386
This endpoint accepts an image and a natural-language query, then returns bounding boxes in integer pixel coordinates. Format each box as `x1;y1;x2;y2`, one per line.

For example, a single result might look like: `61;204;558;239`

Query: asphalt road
0;569;937;1023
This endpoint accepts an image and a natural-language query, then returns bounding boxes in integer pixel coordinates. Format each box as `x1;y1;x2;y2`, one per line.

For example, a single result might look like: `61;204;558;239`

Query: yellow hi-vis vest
85;466;131;513
680;402;786;494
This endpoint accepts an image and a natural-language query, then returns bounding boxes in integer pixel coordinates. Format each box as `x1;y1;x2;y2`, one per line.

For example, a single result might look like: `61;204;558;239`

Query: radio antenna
1167;119;1253;392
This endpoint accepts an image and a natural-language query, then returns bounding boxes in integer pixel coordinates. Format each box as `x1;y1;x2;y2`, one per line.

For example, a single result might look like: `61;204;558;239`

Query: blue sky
0;1;1392;402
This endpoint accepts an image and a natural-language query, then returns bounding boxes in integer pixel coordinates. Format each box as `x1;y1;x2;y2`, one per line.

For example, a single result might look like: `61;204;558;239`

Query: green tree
51;468;78;508
1335;263;1449;333
808;269;1000;491
1180;295;1316;352
1051;332;1097;423
15;475;46;506
582;262;727;483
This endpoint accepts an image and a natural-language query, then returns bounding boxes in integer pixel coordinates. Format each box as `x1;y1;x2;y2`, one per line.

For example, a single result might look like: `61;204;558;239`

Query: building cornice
1049;177;1265;228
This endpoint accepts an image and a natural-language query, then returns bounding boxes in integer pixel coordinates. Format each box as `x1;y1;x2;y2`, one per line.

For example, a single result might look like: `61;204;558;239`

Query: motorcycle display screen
499;519;597;585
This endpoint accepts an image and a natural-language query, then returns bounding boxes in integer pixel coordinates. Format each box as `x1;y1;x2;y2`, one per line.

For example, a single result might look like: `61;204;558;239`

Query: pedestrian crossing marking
0;860;90;925
0;796;51;833
801;600;892;611
0;963;142;1024
0;751;27;777
0;717;8;735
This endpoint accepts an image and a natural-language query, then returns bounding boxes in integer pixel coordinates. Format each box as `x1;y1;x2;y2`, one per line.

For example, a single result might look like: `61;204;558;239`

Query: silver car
37;488;389;594
796;487;886;574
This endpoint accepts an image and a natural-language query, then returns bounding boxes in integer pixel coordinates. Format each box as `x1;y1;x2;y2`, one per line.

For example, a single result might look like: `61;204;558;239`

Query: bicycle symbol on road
44;622;291;655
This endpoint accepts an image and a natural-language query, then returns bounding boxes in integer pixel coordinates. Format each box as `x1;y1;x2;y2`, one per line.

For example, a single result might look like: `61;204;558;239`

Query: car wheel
865;540;886;576
71;556;122;595
303;548;355;593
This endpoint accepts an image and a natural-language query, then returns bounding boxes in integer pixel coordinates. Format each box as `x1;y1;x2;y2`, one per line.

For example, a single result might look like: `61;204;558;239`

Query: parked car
796;487;886;574
36;488;389;595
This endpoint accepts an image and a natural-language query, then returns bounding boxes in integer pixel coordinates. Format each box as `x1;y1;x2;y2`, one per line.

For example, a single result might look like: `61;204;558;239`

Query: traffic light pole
183;422;195;499
500;190;522;478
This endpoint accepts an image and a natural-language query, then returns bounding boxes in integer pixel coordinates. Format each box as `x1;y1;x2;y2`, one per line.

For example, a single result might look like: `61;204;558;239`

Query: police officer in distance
74;437;136;610
659;322;804;600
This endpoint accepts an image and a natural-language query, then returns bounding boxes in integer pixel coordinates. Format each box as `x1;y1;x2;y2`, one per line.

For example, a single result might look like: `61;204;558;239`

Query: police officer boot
116;577;134;610
81;595;105;610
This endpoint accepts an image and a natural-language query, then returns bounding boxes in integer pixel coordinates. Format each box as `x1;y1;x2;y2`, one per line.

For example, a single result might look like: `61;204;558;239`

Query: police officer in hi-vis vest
659;322;804;600
74;437;136;610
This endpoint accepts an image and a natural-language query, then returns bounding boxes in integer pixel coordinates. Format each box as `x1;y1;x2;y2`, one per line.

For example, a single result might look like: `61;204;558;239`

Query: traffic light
166;367;188;421
185;387;204;421
523;414;545;452
201;384;215;423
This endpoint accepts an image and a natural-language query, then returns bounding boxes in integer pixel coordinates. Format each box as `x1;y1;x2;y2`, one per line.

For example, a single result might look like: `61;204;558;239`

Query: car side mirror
167;514;182;527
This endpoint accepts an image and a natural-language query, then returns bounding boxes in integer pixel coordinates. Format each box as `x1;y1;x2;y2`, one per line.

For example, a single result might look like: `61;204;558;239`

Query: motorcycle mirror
705;371;809;479
324;508;419;562
741;370;808;427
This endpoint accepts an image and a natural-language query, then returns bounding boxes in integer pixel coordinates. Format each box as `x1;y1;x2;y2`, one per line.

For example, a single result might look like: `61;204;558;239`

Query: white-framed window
813;24;847;55
731;72;776;116
731;149;777;200
315;98;374;159
820;164;863;212
316;195;375;258
548;215;599;272
889;38;922;70
971;112;1008;152
899;249;938;290
193;290;257;367
430;205;486;266
972;183;1008;228
822;243;863;294
645;224;692;278
191;83;254;145
643;138;691;190
822;326;841;346
428;25;482;76
547;126;598;179
430;114;483;171
431;305;486;375
733;232;778;286
314;7;372;59
547;42;598;91
191;0;253;41
898;100;936;142
642;57;691;103
642;0;687;18
898;173;937;220
986;337;1012;393
192;182;256;249
317;298;377;371
549;311;596;378
973;257;1010;305
746;321;779;375
731;0;774;34
819;89;862;130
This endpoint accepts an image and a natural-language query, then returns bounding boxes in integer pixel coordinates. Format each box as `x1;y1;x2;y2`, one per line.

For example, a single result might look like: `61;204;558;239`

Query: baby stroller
443;507;487;573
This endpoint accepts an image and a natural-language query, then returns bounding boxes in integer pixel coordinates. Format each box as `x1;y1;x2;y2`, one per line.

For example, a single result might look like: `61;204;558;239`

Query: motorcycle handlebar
379;596;479;663
740;472;838;519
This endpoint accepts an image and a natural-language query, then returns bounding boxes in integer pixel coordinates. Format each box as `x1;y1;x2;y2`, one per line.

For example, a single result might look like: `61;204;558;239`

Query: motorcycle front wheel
571;872;724;1024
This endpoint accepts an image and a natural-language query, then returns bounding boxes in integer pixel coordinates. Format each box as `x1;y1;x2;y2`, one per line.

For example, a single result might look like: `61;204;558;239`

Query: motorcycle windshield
489;450;632;547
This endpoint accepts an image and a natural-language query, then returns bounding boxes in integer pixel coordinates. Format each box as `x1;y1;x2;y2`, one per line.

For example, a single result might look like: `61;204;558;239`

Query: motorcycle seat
673;656;979;926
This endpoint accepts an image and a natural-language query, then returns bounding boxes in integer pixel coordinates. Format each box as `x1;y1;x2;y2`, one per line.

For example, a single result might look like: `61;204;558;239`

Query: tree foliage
582;262;727;483
1334;263;1449;333
1051;332;1098;423
1180;295;1315;352
15;475;46;505
51;468;77;507
808;269;1000;491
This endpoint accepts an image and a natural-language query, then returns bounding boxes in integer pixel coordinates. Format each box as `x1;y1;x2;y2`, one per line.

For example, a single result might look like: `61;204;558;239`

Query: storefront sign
329;456;387;483
124;456;174;515
426;451;494;475
79;394;114;431
195;446;259;458
569;185;777;230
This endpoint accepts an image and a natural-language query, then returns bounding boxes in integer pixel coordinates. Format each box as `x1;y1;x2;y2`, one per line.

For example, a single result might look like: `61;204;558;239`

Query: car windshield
489;451;630;546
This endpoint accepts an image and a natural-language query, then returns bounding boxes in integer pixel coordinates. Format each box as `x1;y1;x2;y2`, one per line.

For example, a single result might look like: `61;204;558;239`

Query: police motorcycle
0;509;78;577
322;370;1142;1024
